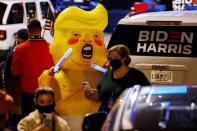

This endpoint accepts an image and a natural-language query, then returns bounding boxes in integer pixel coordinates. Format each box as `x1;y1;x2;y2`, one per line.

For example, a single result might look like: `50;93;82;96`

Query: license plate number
151;71;173;82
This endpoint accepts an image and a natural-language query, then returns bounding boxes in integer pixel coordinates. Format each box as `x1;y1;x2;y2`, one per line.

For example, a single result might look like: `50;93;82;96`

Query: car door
6;2;26;48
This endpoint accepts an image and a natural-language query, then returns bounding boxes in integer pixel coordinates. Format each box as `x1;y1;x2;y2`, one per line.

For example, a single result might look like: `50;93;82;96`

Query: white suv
108;11;197;85
0;0;54;58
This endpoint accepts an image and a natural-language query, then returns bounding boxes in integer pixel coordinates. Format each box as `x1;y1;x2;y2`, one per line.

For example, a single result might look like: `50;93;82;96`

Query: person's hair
27;19;42;33
34;87;55;104
108;44;131;65
17;29;28;40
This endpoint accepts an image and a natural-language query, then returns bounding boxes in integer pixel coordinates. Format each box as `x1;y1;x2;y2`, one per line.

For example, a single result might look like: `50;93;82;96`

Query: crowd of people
0;18;150;131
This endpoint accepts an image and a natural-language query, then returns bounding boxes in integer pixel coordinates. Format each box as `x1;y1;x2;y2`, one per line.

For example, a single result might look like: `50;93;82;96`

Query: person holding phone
17;87;70;131
84;44;150;113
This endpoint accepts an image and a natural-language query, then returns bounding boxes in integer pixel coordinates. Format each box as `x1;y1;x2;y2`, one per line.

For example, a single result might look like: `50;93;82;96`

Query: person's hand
44;19;54;36
44;19;52;31
33;124;51;131
84;88;99;101
48;66;55;76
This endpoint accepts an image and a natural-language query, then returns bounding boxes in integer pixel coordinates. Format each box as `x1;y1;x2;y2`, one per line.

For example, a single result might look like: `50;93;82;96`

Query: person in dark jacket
4;29;28;115
84;44;150;113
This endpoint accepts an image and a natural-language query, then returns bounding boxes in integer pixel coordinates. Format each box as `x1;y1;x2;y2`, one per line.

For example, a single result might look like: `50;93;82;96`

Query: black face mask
35;103;55;114
110;59;122;70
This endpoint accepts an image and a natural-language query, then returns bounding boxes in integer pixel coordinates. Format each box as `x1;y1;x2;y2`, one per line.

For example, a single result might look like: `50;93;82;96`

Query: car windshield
0;2;7;25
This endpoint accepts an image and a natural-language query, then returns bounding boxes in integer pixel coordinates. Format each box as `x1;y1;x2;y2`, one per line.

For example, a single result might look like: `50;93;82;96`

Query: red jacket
12;39;54;93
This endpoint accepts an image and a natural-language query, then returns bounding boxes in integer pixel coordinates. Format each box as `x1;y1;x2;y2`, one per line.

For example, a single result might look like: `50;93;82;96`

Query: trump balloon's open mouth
81;44;93;59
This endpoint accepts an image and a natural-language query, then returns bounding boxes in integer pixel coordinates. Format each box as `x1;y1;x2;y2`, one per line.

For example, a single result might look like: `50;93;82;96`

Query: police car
102;85;197;131
107;10;197;85
0;0;54;57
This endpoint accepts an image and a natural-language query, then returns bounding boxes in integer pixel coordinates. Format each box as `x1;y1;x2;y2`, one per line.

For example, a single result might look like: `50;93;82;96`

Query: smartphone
43;113;52;127
82;81;91;89
91;63;107;73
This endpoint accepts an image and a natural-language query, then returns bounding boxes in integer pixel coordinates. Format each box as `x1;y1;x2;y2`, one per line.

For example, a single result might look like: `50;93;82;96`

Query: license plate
151;70;173;82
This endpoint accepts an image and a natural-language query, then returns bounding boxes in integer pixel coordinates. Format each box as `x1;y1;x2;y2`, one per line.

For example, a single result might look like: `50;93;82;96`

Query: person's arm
17;117;50;131
84;83;100;102
17;118;30;131
11;46;21;77
33;124;51;131
4;51;13;77
55;115;71;131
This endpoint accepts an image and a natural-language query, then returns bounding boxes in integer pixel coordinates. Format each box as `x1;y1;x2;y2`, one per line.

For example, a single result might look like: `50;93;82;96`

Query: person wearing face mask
17;87;70;131
84;44;150;113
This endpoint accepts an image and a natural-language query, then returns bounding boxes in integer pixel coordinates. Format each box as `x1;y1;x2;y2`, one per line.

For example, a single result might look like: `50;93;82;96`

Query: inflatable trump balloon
39;4;108;130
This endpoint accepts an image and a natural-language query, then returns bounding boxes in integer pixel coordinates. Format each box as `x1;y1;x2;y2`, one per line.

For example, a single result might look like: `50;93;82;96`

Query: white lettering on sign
173;0;192;4
137;31;193;55
152;65;170;70
181;32;193;43
173;0;193;11
138;31;149;41
138;31;168;42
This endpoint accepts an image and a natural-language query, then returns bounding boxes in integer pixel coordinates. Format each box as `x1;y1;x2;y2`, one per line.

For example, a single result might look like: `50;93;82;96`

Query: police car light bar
140;85;187;95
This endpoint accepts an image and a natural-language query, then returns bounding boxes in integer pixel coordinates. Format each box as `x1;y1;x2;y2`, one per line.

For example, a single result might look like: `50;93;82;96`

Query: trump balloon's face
50;4;108;70
50;28;107;70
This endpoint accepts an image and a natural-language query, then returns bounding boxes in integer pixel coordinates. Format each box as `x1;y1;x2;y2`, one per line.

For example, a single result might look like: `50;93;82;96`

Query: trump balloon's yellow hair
55;3;108;30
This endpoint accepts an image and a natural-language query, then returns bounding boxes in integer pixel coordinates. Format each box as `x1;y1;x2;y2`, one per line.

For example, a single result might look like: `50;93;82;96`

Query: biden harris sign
108;25;197;57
